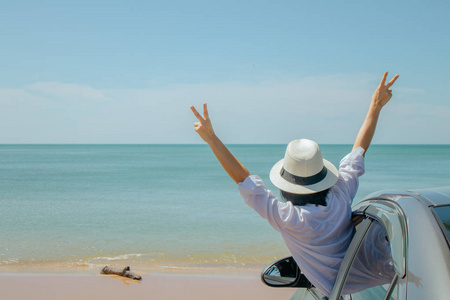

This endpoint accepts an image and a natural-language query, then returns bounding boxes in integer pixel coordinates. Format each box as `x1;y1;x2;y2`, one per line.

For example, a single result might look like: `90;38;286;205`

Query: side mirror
261;256;313;288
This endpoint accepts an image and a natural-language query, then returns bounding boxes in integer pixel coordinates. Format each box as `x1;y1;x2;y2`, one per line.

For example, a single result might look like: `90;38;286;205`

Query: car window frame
328;199;408;300
430;204;450;248
352;199;408;278
363;201;408;277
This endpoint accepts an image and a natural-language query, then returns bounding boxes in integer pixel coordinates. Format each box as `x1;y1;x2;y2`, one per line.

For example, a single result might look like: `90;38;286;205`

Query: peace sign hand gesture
371;71;399;109
190;103;216;143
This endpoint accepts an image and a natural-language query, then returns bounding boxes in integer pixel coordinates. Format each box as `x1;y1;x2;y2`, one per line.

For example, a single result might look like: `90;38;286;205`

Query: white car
261;187;450;300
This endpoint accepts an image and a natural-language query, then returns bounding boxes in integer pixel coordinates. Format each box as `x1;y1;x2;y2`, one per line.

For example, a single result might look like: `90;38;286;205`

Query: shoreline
0;266;296;300
0;259;273;274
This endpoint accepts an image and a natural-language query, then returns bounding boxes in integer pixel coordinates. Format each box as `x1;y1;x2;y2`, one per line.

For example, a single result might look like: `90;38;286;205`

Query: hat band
280;166;327;186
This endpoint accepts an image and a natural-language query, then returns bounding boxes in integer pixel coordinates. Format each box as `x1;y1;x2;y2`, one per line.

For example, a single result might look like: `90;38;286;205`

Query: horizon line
1;143;449;146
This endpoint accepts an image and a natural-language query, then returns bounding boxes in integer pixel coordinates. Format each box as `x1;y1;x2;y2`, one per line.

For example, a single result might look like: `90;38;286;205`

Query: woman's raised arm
352;71;399;155
190;103;250;183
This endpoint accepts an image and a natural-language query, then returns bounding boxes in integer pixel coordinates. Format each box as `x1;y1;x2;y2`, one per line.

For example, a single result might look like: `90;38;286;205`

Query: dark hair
280;189;330;207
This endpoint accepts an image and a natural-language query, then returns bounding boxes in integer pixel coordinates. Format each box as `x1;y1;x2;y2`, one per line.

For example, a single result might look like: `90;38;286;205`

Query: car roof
358;186;450;207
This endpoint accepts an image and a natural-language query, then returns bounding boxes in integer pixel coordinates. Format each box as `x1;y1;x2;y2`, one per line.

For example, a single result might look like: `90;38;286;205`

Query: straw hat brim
269;158;339;194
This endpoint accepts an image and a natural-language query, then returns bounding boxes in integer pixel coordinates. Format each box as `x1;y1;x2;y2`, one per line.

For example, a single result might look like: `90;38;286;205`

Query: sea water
0;144;449;271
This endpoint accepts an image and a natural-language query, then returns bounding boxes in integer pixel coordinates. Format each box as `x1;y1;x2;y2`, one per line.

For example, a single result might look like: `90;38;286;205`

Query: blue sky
0;0;449;144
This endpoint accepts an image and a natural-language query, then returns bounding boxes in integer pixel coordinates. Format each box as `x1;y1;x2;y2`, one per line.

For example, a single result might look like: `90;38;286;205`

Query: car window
348;282;398;300
340;219;397;299
432;205;450;245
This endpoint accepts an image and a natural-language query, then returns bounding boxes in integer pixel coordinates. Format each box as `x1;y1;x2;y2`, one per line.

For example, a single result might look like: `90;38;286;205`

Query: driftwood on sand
101;266;142;280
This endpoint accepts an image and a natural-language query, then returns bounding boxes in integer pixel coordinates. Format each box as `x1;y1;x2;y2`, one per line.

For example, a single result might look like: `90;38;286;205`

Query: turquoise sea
1;145;449;271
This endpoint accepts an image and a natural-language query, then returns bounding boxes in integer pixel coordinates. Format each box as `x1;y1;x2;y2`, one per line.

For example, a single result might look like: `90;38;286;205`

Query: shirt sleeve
333;147;365;204
238;175;306;232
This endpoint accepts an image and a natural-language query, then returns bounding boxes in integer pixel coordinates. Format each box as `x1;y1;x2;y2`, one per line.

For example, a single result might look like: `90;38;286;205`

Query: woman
190;71;399;297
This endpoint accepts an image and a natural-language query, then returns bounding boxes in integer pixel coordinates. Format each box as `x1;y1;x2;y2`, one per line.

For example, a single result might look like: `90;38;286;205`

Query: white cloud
24;82;111;102
0;75;447;144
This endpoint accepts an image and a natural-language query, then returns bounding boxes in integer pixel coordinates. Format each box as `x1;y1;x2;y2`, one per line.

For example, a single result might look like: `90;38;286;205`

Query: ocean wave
90;253;145;261
0;259;19;265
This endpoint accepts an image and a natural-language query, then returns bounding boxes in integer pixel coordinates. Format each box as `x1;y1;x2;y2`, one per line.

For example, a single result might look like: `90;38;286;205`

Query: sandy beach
0;267;296;300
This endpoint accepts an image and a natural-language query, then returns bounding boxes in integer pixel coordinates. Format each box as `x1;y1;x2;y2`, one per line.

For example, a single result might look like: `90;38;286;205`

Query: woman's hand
371;71;399;109
190;103;216;144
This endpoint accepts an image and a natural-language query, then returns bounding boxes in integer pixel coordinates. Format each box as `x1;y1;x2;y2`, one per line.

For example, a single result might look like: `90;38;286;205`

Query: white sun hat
270;139;339;194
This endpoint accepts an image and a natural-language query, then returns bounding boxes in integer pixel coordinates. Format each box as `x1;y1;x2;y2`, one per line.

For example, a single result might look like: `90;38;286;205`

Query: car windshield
432;205;450;245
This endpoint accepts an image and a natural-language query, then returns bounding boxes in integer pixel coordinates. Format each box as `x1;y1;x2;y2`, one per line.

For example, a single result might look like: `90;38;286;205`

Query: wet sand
0;270;296;300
